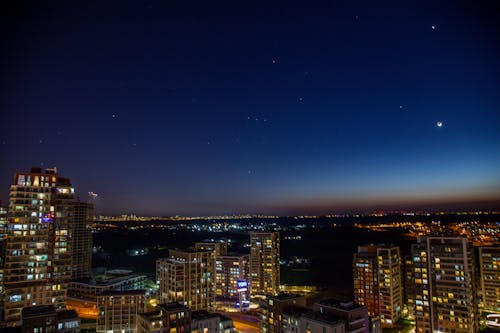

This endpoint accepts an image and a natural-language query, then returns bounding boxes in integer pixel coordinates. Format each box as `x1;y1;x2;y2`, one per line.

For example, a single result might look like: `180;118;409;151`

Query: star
272;59;277;64
436;121;443;128
431;25;436;30
39;139;44;144
298;97;304;102
112;114;116;118
399;105;403;109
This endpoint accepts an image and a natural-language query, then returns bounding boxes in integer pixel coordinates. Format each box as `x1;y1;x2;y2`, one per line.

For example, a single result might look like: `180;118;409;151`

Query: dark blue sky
1;1;499;215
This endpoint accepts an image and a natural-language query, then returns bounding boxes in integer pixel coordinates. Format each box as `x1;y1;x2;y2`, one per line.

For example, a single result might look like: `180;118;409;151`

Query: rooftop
192;310;220;321
138;310;163;322
283;306;311;318
57;309;79;321
91;271;146;286
22;305;56;318
158;302;190;313
170;248;212;254
99;289;146;296
223;252;250;257
316;298;365;311
269;293;304;301
302;312;345;326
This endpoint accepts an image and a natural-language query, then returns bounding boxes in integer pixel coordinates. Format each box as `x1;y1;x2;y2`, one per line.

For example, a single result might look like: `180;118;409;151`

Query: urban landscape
0;167;498;332
1;1;499;333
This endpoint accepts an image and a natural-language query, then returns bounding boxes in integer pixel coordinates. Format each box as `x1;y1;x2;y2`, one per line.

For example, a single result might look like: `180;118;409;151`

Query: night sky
1;1;499;215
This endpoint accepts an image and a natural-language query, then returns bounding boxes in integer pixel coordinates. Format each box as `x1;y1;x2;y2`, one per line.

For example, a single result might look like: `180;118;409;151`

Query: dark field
92;224;414;295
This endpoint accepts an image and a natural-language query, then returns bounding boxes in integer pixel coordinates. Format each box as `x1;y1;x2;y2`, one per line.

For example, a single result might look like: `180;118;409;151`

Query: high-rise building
214;253;249;301
195;242;228;256
376;246;403;327
249;232;280;296
70;201;93;281
156;249;214;311
411;237;478;333
0;205;6;324
478;246;500;313
0;206;7;238
3;167;75;325
403;255;416;319
353;245;402;327
353;245;378;317
96;290;147;333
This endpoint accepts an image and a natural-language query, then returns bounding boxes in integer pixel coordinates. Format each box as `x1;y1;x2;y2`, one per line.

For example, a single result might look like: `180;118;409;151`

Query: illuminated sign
42;213;55;223
486;314;500;328
237;280;248;292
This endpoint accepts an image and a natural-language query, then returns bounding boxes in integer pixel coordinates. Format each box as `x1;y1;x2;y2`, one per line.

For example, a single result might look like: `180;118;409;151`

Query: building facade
411;237;478;333
3;167;74;325
97;290;147;333
191;310;221;333
195;242;228;256
376;246;403;327
478;246;500;313
249;232;280;297
70;201;93;281
21;305;80;333
67;270;148;319
136;303;191;333
313;299;369;333
157;249;214;311
403;255;415;319
299;312;346;333
260;294;307;333
214;253;249;301
353;245;402;327
353;245;378;317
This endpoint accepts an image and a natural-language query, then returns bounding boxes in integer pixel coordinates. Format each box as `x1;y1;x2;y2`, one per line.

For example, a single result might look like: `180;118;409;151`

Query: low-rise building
137;303;191;333
299;312;346;333
282;307;311;333
314;299;369;333
260;294;307;333
20;305;80;333
191;310;220;333
67;269;148;319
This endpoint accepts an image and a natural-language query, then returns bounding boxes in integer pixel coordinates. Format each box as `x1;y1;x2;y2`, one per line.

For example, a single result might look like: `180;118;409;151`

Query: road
218;312;259;333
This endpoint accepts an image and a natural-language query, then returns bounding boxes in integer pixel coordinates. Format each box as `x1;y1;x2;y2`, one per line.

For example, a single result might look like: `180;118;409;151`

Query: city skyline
0;164;498;331
1;1;500;215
